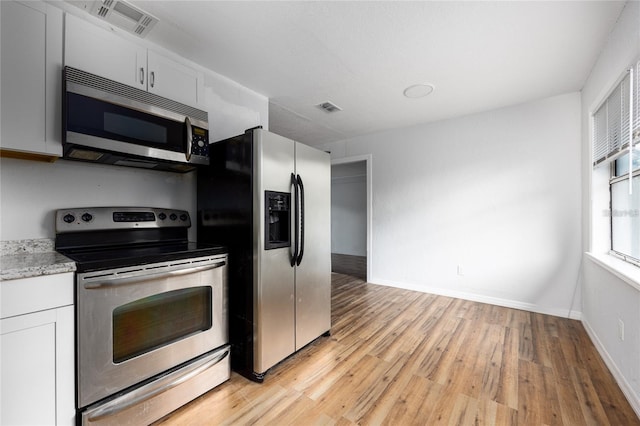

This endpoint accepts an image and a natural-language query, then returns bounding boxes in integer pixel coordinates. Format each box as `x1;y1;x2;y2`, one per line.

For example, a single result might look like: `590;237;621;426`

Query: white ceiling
131;1;626;147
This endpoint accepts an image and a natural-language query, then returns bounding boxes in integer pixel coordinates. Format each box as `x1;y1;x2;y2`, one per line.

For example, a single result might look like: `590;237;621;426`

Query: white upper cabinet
65;13;203;107
147;50;203;106
65;13;146;90
0;1;63;158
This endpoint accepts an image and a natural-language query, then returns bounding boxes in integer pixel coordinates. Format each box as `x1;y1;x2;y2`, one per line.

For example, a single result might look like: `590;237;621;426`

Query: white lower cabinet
0;274;75;425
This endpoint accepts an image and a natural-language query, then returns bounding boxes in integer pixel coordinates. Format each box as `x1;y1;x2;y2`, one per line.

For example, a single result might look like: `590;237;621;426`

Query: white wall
203;70;268;143
321;92;582;318
0;158;196;241
331;161;367;256
580;1;640;414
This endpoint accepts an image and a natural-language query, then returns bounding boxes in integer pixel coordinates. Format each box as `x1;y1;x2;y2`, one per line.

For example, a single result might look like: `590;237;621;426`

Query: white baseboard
368;277;582;320
582;318;640;419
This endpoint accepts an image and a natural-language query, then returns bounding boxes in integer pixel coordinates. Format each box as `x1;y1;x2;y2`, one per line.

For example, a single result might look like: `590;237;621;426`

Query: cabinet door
147;50;203;107
65;13;146;90
1;310;57;425
0;1;63;157
0;305;75;426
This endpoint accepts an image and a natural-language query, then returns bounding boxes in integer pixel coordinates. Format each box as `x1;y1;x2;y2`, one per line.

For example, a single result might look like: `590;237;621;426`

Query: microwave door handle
185;117;193;161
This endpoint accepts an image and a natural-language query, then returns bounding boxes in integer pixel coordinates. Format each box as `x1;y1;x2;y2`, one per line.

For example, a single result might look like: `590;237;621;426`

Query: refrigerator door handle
296;174;305;266
291;173;299;267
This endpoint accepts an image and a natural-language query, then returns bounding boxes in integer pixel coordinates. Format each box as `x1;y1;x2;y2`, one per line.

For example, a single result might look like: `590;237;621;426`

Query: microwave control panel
191;126;209;159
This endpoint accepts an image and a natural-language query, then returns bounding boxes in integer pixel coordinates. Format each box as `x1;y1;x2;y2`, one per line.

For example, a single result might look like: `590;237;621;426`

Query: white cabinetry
65;13;203;107
0;273;75;426
64;12;145;91
0;0;63;158
147;50;202;106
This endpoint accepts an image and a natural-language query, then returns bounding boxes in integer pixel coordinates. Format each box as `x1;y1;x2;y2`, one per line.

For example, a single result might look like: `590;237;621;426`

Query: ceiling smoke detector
72;0;159;38
316;101;343;113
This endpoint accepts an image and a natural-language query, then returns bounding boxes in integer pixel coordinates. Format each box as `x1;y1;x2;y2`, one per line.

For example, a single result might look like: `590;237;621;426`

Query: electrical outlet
457;265;464;276
618;319;625;341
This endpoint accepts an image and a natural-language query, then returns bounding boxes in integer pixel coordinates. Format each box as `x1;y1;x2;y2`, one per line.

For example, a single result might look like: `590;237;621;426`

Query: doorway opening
330;155;372;282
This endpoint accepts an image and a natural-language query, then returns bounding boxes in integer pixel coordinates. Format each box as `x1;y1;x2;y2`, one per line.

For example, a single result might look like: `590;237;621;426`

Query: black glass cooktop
59;242;226;273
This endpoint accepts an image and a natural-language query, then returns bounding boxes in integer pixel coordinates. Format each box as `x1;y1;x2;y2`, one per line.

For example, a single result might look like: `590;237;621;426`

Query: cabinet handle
150;71;155;88
139;67;144;85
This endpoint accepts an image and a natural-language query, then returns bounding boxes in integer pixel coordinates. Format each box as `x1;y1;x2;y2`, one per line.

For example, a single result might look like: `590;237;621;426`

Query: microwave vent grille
64;67;208;123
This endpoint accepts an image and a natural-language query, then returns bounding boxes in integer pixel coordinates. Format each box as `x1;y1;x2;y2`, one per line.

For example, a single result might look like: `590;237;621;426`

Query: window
593;60;640;266
610;152;640;263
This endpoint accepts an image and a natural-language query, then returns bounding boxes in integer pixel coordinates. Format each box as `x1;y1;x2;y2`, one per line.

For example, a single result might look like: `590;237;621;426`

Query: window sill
585;252;640;291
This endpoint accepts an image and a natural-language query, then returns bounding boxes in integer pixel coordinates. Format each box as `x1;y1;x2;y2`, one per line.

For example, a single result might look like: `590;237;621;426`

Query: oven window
112;287;212;363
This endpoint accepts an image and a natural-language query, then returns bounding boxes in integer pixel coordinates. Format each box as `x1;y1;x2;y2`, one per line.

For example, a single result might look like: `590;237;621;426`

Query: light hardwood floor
157;273;639;425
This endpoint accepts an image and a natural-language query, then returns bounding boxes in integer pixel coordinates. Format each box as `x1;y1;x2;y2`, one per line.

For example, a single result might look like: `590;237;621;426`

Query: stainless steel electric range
55;207;229;425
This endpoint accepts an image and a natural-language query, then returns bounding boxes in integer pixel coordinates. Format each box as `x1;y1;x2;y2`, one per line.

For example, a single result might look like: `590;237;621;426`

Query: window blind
635;59;640;140
592;60;640;167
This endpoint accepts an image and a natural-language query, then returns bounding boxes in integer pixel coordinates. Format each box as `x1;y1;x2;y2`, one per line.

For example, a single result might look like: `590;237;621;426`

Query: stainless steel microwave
62;66;209;173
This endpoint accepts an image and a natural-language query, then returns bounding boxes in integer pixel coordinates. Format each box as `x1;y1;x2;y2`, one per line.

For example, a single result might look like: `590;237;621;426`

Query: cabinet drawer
1;272;74;319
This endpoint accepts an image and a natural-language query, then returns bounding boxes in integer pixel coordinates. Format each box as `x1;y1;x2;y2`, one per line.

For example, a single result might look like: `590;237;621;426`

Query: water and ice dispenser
265;191;291;250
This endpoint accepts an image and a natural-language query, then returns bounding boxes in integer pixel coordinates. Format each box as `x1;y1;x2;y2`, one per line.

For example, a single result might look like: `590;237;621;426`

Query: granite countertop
0;239;76;281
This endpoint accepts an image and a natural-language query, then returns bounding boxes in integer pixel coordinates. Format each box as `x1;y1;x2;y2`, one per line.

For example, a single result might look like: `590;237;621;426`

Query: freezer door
294;142;331;350
253;129;296;374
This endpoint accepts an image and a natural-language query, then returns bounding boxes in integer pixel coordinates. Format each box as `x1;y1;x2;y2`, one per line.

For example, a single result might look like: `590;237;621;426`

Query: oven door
76;254;228;408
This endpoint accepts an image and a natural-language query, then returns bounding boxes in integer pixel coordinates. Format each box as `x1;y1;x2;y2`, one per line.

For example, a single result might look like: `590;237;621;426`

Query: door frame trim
331;154;372;282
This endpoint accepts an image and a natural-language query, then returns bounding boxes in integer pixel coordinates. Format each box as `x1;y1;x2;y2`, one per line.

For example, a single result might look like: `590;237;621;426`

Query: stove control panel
55;207;191;233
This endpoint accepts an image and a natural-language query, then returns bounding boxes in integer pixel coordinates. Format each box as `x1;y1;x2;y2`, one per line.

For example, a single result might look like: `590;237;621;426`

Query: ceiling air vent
316;101;342;113
74;0;159;38
96;2;110;17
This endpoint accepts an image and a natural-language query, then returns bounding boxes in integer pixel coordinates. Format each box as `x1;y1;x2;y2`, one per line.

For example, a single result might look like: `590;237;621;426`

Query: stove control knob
158;212;167;220
180;214;188;221
81;213;93;222
63;214;75;223
169;213;177;221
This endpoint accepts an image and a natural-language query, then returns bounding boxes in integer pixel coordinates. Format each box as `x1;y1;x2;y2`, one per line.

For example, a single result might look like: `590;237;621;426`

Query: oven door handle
85;348;230;422
82;261;226;289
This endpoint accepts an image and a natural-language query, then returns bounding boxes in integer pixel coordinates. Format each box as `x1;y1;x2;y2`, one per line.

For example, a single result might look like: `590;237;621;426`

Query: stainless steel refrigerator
197;127;331;382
